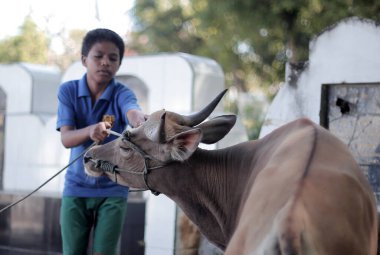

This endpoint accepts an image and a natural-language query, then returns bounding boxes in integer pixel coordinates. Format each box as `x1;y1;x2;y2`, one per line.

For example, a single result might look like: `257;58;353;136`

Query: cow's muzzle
83;151;104;177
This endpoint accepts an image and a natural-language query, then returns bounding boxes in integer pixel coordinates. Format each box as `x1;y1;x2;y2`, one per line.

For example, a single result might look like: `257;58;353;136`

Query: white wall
0;64;32;114
3;115;67;192
260;17;380;138
0;63;66;193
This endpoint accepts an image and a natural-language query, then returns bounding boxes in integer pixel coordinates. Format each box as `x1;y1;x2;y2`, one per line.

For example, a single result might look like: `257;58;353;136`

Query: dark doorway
320;83;380;202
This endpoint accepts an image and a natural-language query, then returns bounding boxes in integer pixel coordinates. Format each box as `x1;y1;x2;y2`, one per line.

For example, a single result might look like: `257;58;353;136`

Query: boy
56;28;145;255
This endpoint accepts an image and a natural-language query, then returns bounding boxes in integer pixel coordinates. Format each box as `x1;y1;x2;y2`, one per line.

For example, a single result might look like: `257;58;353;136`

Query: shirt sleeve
117;86;141;124
56;83;76;131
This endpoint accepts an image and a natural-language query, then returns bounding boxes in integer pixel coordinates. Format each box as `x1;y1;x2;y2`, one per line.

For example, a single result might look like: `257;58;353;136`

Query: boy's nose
101;58;109;66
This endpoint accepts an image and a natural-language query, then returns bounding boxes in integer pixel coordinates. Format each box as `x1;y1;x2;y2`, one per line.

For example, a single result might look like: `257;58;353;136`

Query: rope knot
95;160;118;173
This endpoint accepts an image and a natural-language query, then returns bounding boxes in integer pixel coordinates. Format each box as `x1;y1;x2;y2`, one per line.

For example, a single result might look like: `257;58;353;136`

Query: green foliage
128;0;380;93
225;90;268;139
0;15;49;64
51;29;87;70
128;0;248;91
241;100;267;140
0;15;86;70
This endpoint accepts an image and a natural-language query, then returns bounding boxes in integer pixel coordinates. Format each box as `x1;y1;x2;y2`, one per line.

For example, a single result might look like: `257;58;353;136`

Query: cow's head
84;89;236;191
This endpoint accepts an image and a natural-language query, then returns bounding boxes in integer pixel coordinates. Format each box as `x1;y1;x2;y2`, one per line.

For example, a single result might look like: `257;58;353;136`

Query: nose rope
0;141;98;214
95;160;117;172
89;156;161;196
86;157;145;176
94;129;162;196
0;129;143;214
1;129;139;214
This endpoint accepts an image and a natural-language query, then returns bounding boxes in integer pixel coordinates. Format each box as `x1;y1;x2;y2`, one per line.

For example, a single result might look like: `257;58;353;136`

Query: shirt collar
78;74;116;101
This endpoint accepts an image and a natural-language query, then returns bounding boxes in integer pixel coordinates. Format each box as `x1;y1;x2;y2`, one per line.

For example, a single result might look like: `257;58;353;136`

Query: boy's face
81;41;121;86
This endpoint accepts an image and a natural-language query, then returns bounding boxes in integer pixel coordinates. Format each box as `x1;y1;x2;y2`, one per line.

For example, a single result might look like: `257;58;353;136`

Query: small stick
107;129;123;137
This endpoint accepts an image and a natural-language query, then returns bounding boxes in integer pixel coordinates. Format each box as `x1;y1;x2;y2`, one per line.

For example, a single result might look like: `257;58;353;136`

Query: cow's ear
197;115;236;144
167;129;202;161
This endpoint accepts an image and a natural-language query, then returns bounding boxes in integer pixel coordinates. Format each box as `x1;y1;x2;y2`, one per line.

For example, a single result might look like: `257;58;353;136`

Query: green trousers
60;197;127;255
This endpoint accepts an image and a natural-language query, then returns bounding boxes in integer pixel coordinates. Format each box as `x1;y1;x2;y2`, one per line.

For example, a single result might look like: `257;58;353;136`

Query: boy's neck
87;79;109;104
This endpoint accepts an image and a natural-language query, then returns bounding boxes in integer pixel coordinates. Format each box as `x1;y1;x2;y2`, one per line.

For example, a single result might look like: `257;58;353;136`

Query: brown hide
225;119;378;254
84;92;378;255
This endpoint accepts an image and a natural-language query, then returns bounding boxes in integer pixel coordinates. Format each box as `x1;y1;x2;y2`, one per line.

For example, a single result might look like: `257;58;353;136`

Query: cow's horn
157;112;166;143
182;89;228;127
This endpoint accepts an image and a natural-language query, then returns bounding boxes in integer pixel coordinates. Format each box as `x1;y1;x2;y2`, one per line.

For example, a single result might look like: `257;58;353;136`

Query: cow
84;90;378;254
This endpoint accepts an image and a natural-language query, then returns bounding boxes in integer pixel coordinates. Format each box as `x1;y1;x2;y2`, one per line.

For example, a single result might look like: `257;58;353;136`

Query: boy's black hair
81;28;125;63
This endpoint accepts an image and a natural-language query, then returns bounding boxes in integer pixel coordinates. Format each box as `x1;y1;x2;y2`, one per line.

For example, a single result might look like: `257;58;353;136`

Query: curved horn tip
183;89;229;127
213;89;229;103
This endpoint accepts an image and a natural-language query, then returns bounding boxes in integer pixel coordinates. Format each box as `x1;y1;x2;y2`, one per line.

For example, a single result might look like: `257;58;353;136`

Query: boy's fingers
104;121;112;128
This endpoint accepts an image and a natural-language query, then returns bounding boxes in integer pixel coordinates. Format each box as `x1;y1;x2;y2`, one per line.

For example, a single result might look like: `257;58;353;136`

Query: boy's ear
81;55;87;67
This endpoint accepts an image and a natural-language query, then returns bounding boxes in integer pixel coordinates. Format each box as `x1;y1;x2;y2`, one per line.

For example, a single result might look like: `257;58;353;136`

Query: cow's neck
148;142;257;249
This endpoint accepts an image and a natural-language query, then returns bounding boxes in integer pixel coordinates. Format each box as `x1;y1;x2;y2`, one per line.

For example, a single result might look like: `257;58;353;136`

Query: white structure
259;17;380;138
62;52;248;255
0;63;66;193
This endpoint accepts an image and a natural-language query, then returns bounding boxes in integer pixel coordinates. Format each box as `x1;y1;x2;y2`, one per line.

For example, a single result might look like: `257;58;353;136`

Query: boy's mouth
98;70;112;76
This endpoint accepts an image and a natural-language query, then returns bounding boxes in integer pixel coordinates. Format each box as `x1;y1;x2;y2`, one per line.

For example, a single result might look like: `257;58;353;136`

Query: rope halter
85;129;163;196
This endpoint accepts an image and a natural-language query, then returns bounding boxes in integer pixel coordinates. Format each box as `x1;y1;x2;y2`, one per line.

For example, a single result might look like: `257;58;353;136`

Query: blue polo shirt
56;74;140;197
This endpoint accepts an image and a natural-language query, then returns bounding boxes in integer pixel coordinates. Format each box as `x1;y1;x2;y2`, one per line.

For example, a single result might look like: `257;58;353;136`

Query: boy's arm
60;122;111;148
126;109;147;128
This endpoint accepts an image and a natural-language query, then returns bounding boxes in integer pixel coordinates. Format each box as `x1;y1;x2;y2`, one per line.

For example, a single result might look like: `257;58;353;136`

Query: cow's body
84;90;378;254
223;119;377;254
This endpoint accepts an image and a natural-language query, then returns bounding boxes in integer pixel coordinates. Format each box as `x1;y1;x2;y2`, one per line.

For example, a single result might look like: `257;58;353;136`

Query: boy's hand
127;109;147;128
89;122;112;143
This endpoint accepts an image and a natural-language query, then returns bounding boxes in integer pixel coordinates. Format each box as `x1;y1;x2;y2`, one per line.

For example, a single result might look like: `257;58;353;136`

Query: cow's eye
120;146;133;158
120;146;132;152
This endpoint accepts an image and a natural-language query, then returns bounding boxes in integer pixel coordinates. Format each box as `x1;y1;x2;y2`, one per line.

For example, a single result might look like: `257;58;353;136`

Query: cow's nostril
83;156;91;163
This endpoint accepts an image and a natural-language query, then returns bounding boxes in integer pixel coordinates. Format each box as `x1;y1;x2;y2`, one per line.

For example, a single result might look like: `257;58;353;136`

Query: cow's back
225;118;378;255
